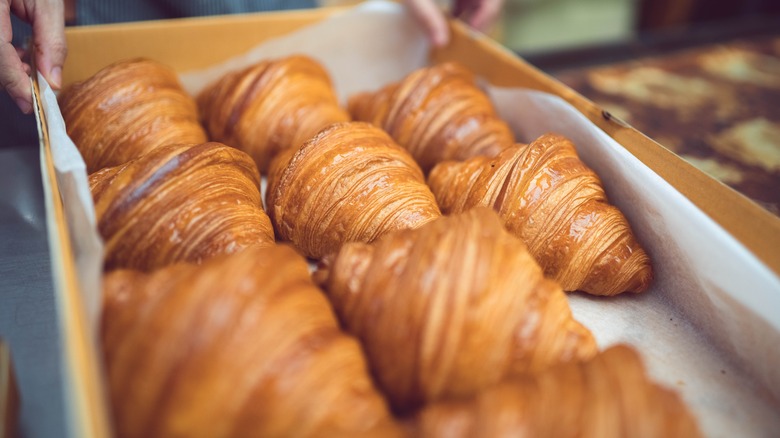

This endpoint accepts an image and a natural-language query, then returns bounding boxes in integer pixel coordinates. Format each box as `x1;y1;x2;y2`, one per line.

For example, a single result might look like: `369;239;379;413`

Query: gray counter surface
0;135;67;436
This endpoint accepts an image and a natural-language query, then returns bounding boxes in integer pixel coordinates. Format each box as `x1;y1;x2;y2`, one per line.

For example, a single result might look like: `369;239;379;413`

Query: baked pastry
315;208;597;413
267;122;441;259
102;245;402;438
414;345;701;438
59;58;207;173
428;133;653;296
197;55;350;172
348;62;514;172
90;142;274;271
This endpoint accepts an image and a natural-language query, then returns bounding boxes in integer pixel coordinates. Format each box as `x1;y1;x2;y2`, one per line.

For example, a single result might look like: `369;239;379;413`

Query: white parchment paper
38;73;104;333
45;1;780;436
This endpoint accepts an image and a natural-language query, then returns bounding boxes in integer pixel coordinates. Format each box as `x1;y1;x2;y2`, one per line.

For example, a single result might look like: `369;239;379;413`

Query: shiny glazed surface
428;133;653;296
349;62;514;172
414;345;701;438
90;142;274;271
59;58;208;173
316;208;596;413
198;55;350;172
267;122;441;259
101;245;401;438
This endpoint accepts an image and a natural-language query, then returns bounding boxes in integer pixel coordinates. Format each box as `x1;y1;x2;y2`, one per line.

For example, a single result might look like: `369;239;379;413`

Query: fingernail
50;66;62;88
15;97;33;114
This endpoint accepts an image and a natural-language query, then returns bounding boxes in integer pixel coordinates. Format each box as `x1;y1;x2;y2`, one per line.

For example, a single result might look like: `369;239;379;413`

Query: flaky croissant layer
316;208;596;413
90;142;274;271
429;133;653;296
349;62;514;172
102;245;403;438
60;58;207;173
198;55;350;172
414;345;701;438
267;121;441;259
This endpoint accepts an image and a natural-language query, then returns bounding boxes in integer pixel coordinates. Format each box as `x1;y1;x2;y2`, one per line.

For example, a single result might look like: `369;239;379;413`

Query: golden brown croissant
197;55;350;172
90;142;274;271
102;245;403;438
267;122;441;259
414;345;701;438
315;208;597;413
428;133;653;296
59;58;208;173
348;62;514;172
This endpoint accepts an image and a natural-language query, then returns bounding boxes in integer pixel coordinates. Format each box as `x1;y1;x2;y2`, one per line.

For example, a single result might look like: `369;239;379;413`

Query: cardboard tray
34;4;780;438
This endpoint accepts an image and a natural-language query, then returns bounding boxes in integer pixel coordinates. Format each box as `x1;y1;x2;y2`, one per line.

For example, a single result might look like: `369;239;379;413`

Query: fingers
466;0;504;32
0;42;32;113
453;0;477;19
0;2;32;113
32;0;66;89
403;0;450;48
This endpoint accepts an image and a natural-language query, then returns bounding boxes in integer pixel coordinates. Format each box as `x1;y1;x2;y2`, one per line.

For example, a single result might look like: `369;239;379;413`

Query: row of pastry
63;56;651;296
58;55;697;437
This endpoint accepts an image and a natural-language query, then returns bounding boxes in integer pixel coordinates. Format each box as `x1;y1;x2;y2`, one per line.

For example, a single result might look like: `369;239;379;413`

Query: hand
1;0;66;114
453;0;504;32
404;0;505;48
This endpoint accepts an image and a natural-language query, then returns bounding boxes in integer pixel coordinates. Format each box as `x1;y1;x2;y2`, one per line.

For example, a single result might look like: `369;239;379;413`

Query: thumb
404;0;450;48
32;0;66;89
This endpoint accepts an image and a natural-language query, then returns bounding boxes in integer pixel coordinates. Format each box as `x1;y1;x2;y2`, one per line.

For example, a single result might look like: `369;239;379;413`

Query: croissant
59;58;207;173
414;345;701;438
428;133;653;296
90;142;274;271
197;55;350;172
315;208;597;413
267;122;441;259
348;62;514;172
101;245;403;438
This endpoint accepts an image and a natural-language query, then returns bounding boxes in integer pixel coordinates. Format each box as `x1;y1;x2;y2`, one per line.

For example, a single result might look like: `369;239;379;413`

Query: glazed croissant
90;142;274;272
428;133;653;296
59;58;207;173
197;55;350;172
414;345;701;438
315;208;597;413
102;245;403;438
267;122;441;259
348;62;514;172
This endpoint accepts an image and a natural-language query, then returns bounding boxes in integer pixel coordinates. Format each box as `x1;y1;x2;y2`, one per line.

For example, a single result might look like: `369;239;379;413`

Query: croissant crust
348;62;514;172
59;58;207;173
267;121;441;259
197;55;350;172
102;245;401;438
428;133;653;296
414;345;701;438
316;208;596;413
90;142;274;271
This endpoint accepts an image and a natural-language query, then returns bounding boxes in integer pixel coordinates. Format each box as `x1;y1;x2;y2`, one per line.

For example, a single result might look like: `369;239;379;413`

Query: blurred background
496;0;780;217
491;0;780;218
